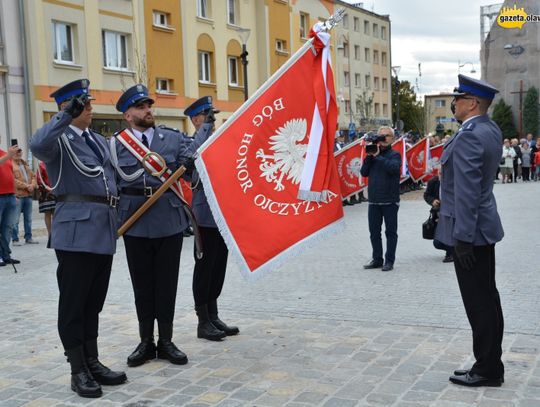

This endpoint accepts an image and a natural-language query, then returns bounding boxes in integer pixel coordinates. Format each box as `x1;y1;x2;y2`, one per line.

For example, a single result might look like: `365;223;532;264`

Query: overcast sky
343;0;501;97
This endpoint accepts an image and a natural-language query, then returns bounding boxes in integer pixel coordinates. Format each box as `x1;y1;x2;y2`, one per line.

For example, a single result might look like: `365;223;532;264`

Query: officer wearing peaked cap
435;75;506;387
185;97;240;342
110;85;213;368
30;79;126;398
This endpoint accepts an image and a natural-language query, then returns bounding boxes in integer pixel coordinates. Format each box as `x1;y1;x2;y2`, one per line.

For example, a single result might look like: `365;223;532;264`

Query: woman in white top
500;139;516;183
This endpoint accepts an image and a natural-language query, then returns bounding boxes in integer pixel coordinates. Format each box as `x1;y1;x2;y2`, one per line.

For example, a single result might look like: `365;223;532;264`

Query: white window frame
198;51;211;83
228;56;239;86
382;78;388;90
355;73;361;88
381;26;387;40
53;22;74;63
276;39;287;53
382;52;387;66
153;11;169;28
299;13;308;39
373;23;379;38
227;0;237;25
374;77;380;90
344;71;350;87
436;100;446;108
364;47;370;62
364;20;370;35
197;0;209;19
353;17;359;32
373;50;379;64
156;78;171;93
365;74;371;89
102;30;128;70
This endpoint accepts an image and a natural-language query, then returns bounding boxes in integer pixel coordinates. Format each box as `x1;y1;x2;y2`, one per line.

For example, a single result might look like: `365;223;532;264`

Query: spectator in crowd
0;144;21;267
423;169;453;262
520;142;531;182
500;139;515;184
36;161;56;236
531;137;540;180
11;149;38;245
526;133;534;147
534;146;540;182
511;138;522;182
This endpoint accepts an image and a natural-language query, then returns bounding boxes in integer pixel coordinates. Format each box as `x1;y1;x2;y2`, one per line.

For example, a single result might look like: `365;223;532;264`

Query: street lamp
391;65;401;129
237;27;251;101
458;60;476;74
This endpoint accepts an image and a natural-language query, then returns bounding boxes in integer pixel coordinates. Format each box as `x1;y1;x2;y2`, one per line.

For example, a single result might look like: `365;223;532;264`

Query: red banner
196;27;344;280
406;137;430;181
334;140;364;199
392;138;409;183
423;144;444;182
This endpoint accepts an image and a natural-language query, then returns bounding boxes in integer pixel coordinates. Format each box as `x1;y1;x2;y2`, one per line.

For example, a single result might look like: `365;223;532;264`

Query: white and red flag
334;139;365;199
423;143;444;182
392;138;409;183
405;137;430;181
195;21;344;280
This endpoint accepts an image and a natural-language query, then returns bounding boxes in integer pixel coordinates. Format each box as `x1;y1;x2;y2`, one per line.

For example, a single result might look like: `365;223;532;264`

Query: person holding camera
360;127;402;272
0;143;21;267
31;79;126;398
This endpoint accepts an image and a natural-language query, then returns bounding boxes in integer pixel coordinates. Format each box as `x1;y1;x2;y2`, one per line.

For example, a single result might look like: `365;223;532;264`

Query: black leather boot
156;322;188;365
208;300;239;336
65;346;102;398
84;339;127;385
195;304;226;341
127;320;157;367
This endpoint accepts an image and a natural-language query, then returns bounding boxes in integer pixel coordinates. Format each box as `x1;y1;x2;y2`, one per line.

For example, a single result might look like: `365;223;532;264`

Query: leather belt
120;187;169;198
57;194;119;208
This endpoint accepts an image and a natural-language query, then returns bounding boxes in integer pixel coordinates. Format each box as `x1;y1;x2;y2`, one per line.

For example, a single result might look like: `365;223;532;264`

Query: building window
156;78;172;93
383;103;388;116
228;56;239;86
355;73;361;87
354;45;360;60
198;51;212;83
381;26;387;40
227;0;238;25
381;52;387;66
364;47;370;62
153;11;170;28
353;17;359;31
373;23;379;38
102;30;128;69
364;20;369;35
373;50;379;64
342;14;349;28
344;71;350;87
53;22;74;63
374;77;379;90
436;100;446;108
365;74;371;89
276;39;287;53
436;116;446;122
344;100;350;113
300;12;308;39
343;42;349;58
197;0;210;18
375;103;380;116
382;78;388;90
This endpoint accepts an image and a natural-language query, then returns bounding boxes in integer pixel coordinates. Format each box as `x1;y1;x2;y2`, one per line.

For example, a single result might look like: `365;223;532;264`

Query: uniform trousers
124;233;182;324
454;244;504;379
193;227;228;307
56;250;113;350
368;203;399;264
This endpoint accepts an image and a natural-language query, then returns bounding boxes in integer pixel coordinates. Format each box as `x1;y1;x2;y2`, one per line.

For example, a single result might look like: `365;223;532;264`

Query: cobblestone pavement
1;182;539;407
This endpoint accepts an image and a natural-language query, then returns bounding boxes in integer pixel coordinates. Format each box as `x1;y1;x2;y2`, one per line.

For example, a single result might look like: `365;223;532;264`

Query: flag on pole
392;138;409;183
423;143;444;182
405;137;430;181
195;21;344;281
334;139;364;199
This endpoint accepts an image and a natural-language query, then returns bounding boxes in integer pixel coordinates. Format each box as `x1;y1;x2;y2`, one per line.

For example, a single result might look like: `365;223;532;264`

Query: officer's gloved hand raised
204;108;218;124
64;95;88;119
454;240;476;271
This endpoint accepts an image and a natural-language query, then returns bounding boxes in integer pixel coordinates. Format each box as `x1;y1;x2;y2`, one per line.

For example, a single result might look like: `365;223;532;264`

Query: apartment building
424;93;459;135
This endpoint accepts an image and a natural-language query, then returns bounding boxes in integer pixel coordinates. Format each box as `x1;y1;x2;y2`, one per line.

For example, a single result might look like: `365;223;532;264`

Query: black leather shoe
449;372;502;387
453;369;504;383
127;341;156;367
381;263;394;272
71;370;102;398
363;260;383;269
86;357;127;385
443;255;454;263
211;318;239;336
157;340;188;365
197;321;227;341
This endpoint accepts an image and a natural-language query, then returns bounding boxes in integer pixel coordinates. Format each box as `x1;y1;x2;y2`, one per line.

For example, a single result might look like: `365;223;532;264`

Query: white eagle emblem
255;118;307;191
346;157;363;178
415;151;425;166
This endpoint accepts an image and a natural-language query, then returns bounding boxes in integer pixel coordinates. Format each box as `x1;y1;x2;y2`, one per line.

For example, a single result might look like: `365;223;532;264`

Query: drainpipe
18;0;33;166
0;3;11;151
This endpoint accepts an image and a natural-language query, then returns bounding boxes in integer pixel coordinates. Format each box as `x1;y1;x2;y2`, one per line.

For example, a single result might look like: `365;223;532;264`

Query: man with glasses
436;75;505;387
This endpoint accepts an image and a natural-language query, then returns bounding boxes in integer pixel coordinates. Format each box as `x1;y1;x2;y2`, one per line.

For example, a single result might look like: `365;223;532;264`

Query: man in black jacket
360;127;402;271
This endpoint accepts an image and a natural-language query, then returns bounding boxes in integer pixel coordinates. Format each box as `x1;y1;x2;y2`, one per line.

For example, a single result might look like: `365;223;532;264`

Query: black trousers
124;234;182;324
454;244;504;379
368;203;399;264
56;250;113;350
193;227;228;307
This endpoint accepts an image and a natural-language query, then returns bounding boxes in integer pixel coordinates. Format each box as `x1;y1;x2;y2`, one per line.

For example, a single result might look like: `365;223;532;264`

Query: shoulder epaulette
462;122;476;131
157;124;181;133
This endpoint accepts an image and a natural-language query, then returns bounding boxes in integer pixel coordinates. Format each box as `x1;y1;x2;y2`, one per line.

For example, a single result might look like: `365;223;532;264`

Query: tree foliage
491;99;517;139
523;86;539;136
391;77;424;134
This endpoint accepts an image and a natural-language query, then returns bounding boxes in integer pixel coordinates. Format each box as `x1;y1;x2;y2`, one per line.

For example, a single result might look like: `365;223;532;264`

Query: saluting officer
436;75;505;387
185;97;239;341
111;85;212;367
30;80;126;398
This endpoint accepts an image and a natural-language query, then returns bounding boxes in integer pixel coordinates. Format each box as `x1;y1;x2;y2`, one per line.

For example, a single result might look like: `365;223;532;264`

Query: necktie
142;134;149;148
82;131;103;162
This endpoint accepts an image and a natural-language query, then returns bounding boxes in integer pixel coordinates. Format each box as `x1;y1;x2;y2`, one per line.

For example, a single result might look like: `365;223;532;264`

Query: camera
364;133;386;155
365;144;379;154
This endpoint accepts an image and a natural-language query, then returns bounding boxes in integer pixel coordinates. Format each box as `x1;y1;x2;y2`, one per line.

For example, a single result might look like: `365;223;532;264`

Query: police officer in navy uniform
185;97;239;341
30;80;126;398
436;75;505;387
111;85;213;367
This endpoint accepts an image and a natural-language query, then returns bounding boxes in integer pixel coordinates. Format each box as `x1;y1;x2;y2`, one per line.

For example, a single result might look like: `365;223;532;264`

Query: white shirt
132;127;155;147
69;125;94;141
